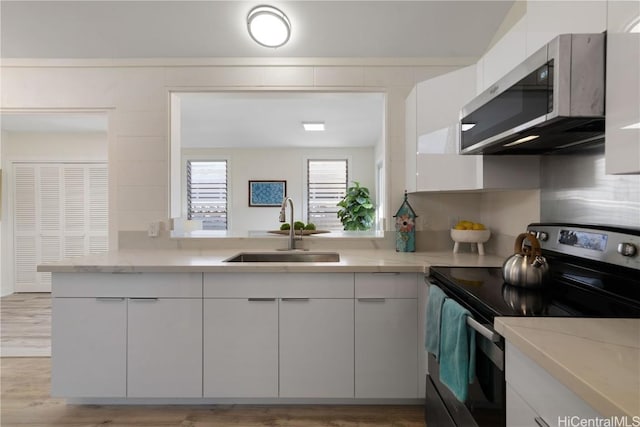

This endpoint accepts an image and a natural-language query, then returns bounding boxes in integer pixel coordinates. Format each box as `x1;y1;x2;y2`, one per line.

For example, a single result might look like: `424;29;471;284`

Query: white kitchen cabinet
406;65;540;192
479;17;527;93
51;297;126;397
506;343;601;426
354;273;418;398
51;272;203;399
605;1;640;174
280;298;354;398
127;297;202;398
203;298;278;398
524;1;606;57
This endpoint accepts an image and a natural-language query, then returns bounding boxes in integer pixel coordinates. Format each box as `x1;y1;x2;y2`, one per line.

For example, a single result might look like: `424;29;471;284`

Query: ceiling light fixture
303;122;325;131
247;5;291;48
461;123;476;132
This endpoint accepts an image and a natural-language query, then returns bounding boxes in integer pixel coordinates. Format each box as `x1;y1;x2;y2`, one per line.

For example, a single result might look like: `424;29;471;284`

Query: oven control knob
617;243;637;257
536;231;549;242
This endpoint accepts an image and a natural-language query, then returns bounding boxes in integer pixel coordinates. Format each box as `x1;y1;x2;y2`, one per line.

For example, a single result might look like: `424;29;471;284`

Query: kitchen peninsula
40;247;504;404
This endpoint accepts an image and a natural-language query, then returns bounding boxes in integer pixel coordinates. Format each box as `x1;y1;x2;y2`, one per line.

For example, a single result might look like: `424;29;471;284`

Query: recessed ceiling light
303;122;325;132
247;5;291;48
503;135;540;147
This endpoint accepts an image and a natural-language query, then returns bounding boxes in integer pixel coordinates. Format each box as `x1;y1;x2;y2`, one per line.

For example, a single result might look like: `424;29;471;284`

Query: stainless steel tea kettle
502;233;549;288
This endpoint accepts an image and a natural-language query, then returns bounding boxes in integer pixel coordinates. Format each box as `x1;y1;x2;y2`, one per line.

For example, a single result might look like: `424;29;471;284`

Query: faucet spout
279;197;298;250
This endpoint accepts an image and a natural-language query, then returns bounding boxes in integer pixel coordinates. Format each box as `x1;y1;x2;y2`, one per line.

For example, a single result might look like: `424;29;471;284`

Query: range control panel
526;223;639;270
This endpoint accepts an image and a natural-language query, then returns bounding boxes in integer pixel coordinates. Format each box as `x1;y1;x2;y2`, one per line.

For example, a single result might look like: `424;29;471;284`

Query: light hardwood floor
1;293;425;426
1;293;51;357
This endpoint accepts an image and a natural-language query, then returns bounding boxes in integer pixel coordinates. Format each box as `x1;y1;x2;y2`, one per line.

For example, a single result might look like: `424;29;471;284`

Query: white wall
0;131;108;296
0;59;468;247
182;146;374;234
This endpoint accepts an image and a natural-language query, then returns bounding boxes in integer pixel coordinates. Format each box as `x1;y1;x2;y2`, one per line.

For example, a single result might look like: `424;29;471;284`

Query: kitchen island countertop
495;317;640;419
37;248;505;273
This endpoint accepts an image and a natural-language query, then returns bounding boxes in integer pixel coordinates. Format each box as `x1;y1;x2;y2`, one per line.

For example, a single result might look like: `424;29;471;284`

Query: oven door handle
467;316;501;342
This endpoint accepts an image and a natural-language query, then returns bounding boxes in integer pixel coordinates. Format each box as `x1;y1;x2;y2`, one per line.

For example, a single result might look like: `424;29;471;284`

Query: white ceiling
1;1;514;59
178;92;385;148
0;1;515;144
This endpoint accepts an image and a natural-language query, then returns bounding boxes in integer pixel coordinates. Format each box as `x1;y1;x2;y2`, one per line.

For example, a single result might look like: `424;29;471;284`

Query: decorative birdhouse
394;190;417;252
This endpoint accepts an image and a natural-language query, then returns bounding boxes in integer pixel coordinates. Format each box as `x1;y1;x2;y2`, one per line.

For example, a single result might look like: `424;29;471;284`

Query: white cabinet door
51;297;126;397
127;298;202;398
355;298;417;398
605;1;640;174
203;298;278;397
506;383;541;427
279;298;354;398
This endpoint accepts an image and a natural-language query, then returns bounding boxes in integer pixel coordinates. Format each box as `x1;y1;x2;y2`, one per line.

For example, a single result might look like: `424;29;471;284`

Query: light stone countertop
495;317;640;418
37;248;505;273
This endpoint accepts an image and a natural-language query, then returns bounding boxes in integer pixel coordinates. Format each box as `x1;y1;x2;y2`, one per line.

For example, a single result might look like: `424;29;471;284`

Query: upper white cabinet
479;17;527;94
477;1;606;94
524;1;606;57
605;0;640;174
406;65;540;192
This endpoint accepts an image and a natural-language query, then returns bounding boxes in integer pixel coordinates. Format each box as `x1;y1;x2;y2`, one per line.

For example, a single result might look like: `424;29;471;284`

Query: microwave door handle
467;317;501;342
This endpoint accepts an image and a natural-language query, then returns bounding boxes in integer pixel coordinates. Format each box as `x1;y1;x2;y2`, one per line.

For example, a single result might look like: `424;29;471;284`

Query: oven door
425;282;506;427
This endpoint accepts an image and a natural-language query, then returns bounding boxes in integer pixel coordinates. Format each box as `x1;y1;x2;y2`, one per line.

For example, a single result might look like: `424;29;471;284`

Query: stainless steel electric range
425;223;640;427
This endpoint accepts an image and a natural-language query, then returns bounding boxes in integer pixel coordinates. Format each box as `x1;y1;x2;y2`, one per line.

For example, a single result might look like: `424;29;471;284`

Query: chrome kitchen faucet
279;197;302;250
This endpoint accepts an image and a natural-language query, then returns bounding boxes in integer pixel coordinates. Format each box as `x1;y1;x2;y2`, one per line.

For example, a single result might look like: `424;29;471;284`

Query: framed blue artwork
248;180;286;207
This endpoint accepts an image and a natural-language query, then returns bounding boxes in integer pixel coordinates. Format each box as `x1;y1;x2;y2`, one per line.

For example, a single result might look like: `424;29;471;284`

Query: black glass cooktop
428;265;640;323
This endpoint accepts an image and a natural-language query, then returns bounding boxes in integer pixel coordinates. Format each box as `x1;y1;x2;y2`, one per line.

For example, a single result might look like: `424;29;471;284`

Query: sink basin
224;251;340;263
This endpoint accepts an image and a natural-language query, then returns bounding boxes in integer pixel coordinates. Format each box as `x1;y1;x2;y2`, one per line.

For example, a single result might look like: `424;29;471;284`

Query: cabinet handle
357;298;386;302
282;298;310;302
96;297;125;302
248;298;276;302
129;298;159;302
535;417;550;427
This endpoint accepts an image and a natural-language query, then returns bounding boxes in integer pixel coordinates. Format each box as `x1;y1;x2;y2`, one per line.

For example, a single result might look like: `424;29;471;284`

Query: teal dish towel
425;284;447;359
439;298;476;403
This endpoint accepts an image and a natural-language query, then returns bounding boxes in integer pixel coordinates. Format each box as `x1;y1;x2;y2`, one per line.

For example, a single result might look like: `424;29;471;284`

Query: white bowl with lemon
451;221;491;255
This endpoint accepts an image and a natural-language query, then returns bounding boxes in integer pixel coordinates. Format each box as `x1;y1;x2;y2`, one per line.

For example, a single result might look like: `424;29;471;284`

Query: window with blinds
187;160;228;230
307;159;348;231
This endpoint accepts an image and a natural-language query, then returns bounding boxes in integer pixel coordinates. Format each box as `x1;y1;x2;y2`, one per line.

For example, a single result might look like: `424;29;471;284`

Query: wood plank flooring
1;293;51;357
0;293;425;426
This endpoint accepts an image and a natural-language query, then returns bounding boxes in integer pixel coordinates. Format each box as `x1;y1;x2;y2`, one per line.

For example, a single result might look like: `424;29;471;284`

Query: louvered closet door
13;163;108;292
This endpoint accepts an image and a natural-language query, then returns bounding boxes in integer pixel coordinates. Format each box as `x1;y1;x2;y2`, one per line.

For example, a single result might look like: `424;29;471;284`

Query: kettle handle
514;233;543;263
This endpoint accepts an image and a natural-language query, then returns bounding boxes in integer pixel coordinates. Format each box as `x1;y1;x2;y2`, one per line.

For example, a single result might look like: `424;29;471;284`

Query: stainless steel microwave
460;33;605;155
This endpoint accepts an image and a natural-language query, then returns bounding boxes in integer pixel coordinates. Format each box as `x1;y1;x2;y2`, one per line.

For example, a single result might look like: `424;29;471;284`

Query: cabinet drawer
52;272;202;298
204;273;354;298
355;273;418;298
506;343;602;423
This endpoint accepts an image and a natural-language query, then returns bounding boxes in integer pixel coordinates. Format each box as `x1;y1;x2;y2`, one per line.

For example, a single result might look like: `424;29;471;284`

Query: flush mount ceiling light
302;122;325;131
247;5;291;48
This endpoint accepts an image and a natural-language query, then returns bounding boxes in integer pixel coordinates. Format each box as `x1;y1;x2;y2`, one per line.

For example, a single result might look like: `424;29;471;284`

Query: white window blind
307;159;348;231
187;160;228;230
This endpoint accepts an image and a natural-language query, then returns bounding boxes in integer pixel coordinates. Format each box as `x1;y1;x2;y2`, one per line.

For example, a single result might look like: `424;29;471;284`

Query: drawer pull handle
357;298;386;302
96;297;125;302
535;417;550;427
282;298;309;302
248;298;276;302
130;298;159;302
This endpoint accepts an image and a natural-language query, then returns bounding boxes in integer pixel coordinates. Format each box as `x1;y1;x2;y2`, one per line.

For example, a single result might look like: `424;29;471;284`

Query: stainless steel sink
224;251;340;263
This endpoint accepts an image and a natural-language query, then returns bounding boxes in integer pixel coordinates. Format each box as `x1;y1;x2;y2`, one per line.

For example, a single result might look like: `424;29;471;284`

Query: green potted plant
337;181;375;231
